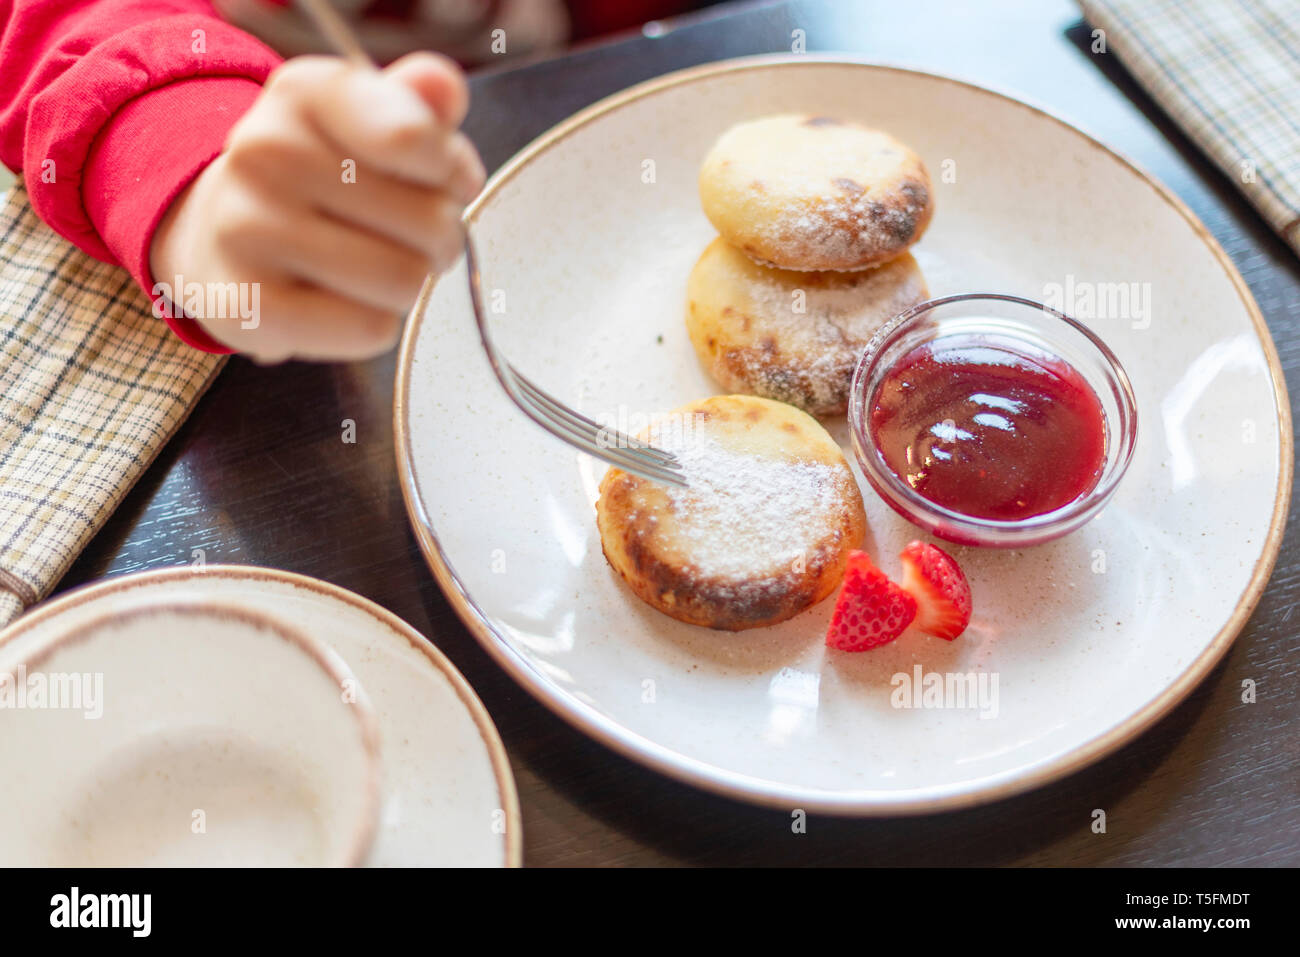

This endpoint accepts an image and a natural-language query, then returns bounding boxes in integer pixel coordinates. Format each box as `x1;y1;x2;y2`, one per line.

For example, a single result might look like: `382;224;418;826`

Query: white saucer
0;565;521;867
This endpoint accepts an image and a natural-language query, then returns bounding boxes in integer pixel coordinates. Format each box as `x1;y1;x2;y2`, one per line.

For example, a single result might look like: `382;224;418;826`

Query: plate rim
394;53;1294;815
0;564;524;866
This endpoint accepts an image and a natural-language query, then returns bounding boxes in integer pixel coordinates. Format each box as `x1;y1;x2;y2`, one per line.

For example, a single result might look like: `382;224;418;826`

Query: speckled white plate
0;566;521;864
396;56;1291;814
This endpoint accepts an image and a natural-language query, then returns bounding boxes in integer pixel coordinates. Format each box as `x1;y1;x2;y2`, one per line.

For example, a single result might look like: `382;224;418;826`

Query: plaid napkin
1080;0;1300;255
0;183;224;627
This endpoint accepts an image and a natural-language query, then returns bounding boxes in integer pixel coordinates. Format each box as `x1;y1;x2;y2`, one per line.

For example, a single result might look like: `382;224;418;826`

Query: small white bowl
0;602;381;866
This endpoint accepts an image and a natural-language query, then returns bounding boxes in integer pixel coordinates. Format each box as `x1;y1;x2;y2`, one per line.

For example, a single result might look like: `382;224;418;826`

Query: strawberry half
898;541;972;640
825;551;917;652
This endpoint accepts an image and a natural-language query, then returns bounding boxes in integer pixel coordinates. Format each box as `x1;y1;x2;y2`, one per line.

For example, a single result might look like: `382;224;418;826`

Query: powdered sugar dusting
659;429;846;581
701;114;932;270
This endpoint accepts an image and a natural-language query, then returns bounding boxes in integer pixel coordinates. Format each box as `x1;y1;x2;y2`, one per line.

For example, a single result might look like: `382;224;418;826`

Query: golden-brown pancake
686;237;928;415
698;114;933;271
596;395;867;630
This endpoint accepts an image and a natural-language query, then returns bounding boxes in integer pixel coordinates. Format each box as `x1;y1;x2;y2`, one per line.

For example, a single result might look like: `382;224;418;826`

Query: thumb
383;51;470;129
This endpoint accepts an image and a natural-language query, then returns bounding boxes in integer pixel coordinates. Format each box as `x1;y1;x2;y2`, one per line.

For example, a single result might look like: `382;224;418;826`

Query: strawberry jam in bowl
848;293;1138;547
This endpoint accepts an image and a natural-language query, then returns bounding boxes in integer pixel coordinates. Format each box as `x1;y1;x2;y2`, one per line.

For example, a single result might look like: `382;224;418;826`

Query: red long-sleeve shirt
0;0;283;350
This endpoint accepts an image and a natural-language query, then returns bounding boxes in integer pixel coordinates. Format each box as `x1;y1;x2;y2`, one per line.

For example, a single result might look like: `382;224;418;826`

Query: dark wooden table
61;0;1300;865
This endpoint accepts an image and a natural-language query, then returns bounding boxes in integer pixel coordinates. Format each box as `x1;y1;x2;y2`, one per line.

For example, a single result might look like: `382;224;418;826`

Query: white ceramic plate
0;566;521;865
396;56;1291;814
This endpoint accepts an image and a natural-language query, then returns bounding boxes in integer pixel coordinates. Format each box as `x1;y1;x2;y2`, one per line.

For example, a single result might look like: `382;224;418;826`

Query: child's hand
150;52;484;362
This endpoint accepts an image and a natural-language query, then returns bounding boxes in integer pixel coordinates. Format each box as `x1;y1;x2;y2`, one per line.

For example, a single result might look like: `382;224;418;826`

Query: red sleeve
0;0;283;351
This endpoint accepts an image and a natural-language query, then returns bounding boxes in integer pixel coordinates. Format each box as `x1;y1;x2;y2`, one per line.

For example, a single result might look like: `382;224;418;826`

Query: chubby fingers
223;107;464;268
198;53;486;362
236;208;434;314
263;55;484;198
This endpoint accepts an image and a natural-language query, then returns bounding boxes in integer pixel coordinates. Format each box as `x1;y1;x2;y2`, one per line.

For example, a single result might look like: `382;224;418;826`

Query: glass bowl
847;293;1138;548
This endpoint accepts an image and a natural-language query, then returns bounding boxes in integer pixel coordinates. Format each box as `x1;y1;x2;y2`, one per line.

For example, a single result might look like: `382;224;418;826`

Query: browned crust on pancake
594;397;867;630
686;245;929;416
736;173;933;272
597;468;863;630
709;340;857;417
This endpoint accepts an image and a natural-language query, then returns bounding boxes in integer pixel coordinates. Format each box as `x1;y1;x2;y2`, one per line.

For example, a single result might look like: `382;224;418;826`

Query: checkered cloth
1080;0;1300;255
0;182;224;626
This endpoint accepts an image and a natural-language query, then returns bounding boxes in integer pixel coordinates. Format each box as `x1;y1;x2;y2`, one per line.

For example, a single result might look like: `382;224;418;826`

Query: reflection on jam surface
869;334;1108;521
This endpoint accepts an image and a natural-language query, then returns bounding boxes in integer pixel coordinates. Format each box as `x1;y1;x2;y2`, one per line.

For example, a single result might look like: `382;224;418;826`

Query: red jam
868;334;1107;521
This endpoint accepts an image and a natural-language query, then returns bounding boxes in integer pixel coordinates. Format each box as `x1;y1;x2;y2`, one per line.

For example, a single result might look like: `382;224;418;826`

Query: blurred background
0;0;728;192
213;0;724;65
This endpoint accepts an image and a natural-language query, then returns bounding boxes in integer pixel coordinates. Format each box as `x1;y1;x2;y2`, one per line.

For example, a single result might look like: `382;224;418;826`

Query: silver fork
295;0;685;486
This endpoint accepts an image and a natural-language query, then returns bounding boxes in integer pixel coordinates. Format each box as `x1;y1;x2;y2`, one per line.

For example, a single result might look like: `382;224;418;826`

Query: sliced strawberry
826;551;917;652
898;541;972;640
